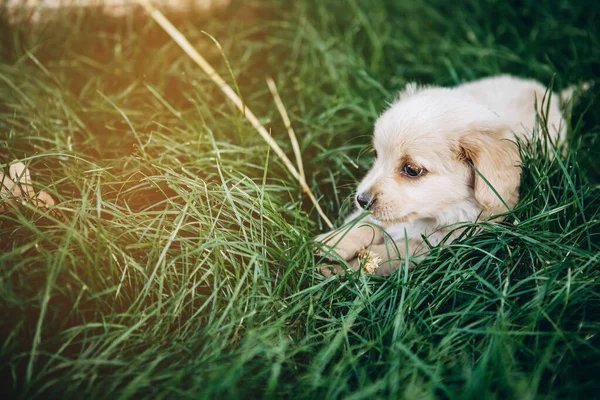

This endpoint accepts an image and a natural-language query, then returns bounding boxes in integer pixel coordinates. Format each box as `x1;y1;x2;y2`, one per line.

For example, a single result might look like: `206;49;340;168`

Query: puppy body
317;75;572;276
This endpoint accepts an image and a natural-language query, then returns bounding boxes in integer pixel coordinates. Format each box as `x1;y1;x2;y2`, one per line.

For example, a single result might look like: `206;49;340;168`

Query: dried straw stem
136;0;332;228
266;77;305;180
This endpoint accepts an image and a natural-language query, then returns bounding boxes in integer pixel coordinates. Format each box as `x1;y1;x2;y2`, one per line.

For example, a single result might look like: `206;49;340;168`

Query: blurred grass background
0;0;599;398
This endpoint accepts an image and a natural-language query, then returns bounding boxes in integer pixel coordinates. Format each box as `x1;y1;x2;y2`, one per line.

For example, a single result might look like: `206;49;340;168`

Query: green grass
0;0;599;398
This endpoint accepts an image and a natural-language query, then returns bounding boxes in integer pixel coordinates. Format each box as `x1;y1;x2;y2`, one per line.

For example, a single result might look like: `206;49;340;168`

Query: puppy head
356;85;521;226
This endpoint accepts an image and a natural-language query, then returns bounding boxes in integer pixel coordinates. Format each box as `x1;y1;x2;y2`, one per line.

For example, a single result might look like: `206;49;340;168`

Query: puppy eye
402;164;424;177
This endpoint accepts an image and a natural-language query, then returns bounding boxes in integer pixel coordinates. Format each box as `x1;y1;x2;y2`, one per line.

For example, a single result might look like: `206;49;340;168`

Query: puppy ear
459;129;521;218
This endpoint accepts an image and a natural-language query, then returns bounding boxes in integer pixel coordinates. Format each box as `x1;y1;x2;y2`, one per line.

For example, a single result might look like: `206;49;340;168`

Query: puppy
316;75;580;276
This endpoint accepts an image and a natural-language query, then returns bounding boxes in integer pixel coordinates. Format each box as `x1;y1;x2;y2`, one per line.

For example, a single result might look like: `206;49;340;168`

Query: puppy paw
314;221;385;261
314;231;362;261
317;252;385;278
318;263;347;278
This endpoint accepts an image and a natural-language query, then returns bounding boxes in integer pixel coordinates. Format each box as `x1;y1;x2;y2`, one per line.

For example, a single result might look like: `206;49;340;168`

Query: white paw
314;231;361;261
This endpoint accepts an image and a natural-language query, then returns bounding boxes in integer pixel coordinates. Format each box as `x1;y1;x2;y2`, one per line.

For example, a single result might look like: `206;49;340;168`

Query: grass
0;0;599;398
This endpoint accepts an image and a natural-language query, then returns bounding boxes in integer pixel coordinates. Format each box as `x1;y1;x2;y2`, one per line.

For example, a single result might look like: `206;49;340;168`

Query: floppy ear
459;129;522;219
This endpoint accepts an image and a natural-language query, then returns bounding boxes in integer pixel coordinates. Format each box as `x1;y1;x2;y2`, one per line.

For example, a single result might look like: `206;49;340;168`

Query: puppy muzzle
356;192;376;210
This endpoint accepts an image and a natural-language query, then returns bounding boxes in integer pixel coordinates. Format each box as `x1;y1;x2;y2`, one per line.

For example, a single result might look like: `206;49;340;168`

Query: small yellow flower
356;248;382;275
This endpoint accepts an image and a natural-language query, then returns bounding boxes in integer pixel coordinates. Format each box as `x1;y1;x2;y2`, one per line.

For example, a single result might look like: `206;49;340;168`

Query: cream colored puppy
316;75;578;276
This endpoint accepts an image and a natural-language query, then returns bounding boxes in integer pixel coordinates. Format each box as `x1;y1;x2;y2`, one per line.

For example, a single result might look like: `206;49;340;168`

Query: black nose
356;192;374;210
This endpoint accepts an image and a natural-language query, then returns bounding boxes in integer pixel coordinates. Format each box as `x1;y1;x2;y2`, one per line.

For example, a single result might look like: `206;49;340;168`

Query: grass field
1;0;599;398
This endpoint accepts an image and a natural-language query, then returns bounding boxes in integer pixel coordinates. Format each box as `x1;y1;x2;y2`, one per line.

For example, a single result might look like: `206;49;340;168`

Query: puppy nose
356;192;375;210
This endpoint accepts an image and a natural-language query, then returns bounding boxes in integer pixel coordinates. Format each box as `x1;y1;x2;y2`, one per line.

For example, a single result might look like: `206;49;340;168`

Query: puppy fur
316;75;575;276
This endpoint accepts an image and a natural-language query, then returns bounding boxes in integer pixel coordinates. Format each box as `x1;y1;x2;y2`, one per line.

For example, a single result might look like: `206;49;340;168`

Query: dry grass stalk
136;0;333;228
5;0;230;23
266;77;305;181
